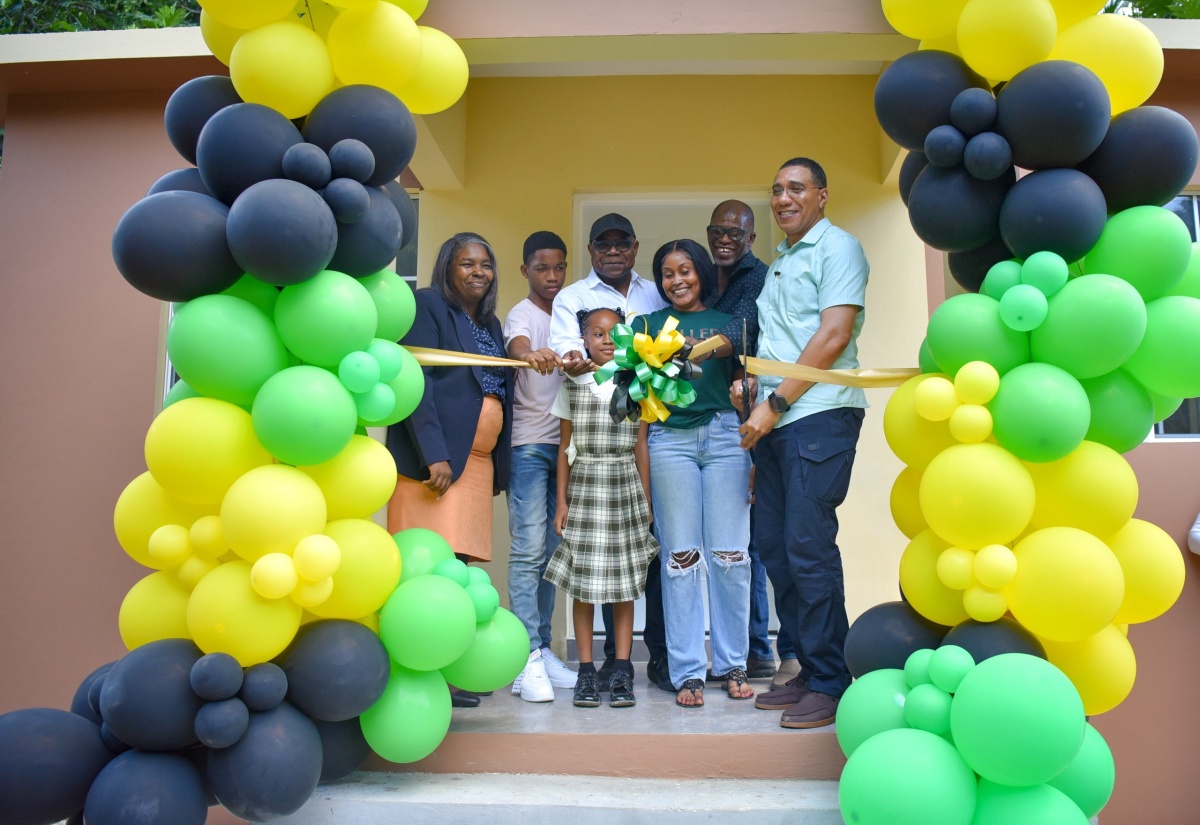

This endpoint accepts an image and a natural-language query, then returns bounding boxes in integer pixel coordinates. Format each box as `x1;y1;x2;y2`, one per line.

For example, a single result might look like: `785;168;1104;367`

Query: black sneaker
647;655;675;692
597;657;617;691
609;668;636;708
573;670;601;708
746;658;778;679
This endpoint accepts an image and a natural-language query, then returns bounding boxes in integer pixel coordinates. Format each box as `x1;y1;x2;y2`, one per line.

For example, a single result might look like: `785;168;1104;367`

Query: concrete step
270;772;843;825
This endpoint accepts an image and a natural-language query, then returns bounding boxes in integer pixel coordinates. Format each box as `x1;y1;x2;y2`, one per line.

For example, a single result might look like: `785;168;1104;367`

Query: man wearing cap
548;213;671;690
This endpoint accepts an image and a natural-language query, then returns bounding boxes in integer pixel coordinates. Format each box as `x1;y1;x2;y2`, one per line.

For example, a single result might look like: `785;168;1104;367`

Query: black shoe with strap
597;657;617;692
609;667;636;708
573;670;601;708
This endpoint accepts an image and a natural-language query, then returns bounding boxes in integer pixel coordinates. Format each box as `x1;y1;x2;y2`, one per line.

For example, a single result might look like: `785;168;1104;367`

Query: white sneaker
511;668;524;695
539;647;578;689
519;650;554;703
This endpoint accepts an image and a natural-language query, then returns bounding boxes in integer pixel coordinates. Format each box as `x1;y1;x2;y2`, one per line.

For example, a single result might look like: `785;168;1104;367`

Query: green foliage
0;0;200;34
1106;0;1200;16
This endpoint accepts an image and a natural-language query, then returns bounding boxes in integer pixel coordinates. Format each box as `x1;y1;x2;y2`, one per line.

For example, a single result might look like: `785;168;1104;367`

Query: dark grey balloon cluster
878;50;1199;292
112;77;419;304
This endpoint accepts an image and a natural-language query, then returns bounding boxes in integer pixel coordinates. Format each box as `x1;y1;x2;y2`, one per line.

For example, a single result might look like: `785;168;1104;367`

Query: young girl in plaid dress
544;308;660;709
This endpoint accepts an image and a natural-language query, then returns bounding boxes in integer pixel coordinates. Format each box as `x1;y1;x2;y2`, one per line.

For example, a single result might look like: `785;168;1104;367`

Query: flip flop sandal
721;668;755;700
675;678;705;708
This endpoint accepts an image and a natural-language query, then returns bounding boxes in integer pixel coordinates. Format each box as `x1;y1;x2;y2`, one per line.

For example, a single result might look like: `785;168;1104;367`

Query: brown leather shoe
780;690;839;729
753;674;810;710
770;657;801;691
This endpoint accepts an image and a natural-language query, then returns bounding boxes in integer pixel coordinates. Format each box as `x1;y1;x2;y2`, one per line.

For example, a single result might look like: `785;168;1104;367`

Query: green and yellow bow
595;316;698;423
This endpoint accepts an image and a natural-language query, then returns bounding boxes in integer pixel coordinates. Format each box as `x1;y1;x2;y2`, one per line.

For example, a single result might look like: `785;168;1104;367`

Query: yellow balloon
391;26;470;115
324;0;374;7
883;0;969;40
148;524;192;568
884;375;960;469
292;576;335;607
251;552;299;599
914;376;959;422
918;32;961;56
974;543;1017;588
1026;440;1137;537
1042;625;1136;715
1108;518;1186;624
948;404;993;443
119;570;193;650
957;0;1057;82
937;547;976;590
189;514;228;560
299;435;397;520
1050;14;1164;114
221;465;328;562
113;472;214;569
305;518;401;619
294;534;342;580
326;2;423;93
198;0;296;29
963;585;1008;622
920;442;1035;549
200;9;246;66
188;560;303;665
890;465;928;539
1007;527;1124;642
177;556;221;590
1049;0;1105;31
385;0;428;19
294;0;341;37
144;397;273;505
230;21;336;120
954;360;1000;404
900;529;970;626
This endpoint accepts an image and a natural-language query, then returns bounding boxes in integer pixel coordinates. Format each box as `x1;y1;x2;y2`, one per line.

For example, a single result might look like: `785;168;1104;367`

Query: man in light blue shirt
733;158;869;729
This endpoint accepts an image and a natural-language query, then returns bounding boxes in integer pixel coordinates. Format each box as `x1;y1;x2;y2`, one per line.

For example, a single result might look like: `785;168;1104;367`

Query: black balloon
942;617;1047;662
324;177;372;223
948;234;1014;293
164;76;242;165
190;652;244;702
875;50;990;152
85;751;208;825
329;186;403;277
282;142;333;190
383;180;418;250
195;698;250;749
1077;105;1200;214
844;601;950;678
329;138;376;183
196;102;303;205
0;708;113;825
99;638;205;752
87;668;109;720
314;718;372;781
906;163;1014;252
276;619;391;722
897;151;929;208
112;190;243;302
99;722;132;754
303;85;417;187
995;60;1111;170
924;124;966;168
240;662;289;712
146;167;213;198
963;131;1012;181
999;168;1107;262
950;87;997;136
226;178;338;285
72;661;116;725
207;702;323;822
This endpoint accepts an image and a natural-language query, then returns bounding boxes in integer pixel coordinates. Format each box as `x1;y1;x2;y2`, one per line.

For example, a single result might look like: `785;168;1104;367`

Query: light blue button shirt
755;218;869;428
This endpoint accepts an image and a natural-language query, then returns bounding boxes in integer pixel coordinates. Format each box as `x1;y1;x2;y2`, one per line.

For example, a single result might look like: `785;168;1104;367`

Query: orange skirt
388;395;503;563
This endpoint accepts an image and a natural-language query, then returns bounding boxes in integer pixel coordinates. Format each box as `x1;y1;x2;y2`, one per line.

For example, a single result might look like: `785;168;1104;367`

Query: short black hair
650;239;718;305
576;306;625;331
523;230;567;265
430;232;499;324
779;157;828;189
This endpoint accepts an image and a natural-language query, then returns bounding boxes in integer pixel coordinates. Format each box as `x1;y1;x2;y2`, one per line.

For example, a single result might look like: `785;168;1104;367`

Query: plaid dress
544;380;660;604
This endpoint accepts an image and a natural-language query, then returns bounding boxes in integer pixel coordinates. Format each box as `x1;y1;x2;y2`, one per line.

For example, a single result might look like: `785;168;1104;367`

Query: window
394;193;419;290
1151;194;1200;440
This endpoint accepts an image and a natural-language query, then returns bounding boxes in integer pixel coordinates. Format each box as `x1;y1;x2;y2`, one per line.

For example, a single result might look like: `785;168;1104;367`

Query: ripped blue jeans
649;411;752;688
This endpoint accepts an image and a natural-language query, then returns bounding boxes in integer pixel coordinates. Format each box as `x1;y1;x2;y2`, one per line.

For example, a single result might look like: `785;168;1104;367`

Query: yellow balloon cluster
893;0;1162;107
199;0;468;117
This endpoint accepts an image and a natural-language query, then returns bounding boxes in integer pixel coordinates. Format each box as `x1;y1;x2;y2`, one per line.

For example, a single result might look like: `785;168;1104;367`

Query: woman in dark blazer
387;232;515;565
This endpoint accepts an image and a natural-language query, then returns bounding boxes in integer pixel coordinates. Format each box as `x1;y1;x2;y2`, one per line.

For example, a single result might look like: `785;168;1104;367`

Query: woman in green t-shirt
639;239;754;708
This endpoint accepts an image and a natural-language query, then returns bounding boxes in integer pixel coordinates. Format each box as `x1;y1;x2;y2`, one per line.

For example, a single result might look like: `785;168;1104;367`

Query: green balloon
971;780;1090;825
221;274;280;318
360;664;451;764
1021;251;1069;297
1123;296;1200;398
432;558;470;587
904;648;934;688
918;338;940;374
927;293;1030;377
1084;205;1193;301
465;581;500;622
339;351;381;393
162;379;201;409
439;607;529;693
373;345;426;426
949;653;1085;786
251;365;357;465
379;575;477;671
835;668;910;758
999;284;1048;332
1166;241;1200;299
989;363;1090;463
838;728;977;825
359;269;417;341
167;294;289;407
904;683;952;735
354;384;396;424
1148;389;1183;423
1079;370;1153;453
275;270;378;367
928;645;975;694
393;528;455;583
983;260;1022;300
1030;275;1147;380
466;567;491;587
1046;724;1115;819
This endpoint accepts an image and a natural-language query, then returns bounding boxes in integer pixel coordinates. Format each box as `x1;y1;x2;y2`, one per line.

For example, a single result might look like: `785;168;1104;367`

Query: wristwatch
767;391;791;414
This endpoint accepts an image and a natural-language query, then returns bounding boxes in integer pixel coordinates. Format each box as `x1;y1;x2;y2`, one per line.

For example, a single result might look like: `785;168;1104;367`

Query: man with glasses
732;158;869;729
548;213;670;691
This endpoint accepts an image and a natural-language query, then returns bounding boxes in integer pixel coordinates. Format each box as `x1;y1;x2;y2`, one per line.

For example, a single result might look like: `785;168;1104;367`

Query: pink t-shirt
503;298;564;447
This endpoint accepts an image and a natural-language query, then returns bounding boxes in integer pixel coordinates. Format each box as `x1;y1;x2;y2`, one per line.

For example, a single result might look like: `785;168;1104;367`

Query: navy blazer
387;288;514;493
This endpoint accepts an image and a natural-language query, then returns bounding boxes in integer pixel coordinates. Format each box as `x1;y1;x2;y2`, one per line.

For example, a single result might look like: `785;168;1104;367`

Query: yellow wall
417;73;930;623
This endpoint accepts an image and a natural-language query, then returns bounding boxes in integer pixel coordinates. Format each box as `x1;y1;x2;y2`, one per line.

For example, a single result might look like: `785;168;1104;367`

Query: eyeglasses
707;225;747;242
592;238;635;253
771;182;824;198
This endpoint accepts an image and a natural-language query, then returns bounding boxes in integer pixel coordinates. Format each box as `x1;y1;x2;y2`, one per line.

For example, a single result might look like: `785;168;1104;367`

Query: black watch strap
767;391;790;413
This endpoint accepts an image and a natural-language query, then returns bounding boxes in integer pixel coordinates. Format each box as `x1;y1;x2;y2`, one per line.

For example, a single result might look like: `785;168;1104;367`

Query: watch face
769;393;788;413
